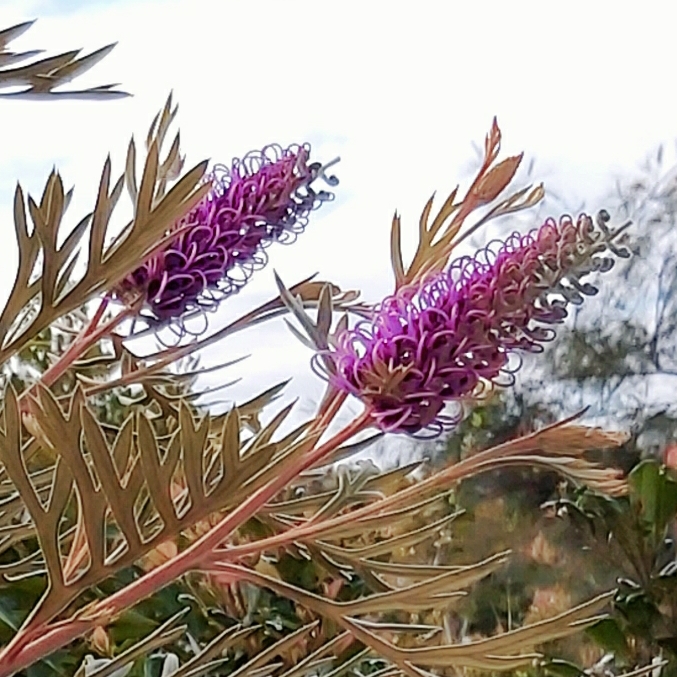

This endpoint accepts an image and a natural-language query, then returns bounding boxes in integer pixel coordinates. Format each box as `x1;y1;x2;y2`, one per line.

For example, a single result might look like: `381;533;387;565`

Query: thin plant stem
19;297;136;414
0;407;373;676
206;413;593;564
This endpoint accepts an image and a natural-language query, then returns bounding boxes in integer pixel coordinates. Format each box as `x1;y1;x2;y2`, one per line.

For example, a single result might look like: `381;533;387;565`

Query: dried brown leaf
472;154;523;203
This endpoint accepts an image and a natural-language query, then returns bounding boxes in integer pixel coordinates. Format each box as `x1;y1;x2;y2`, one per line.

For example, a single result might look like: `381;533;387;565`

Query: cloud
1;0;676;432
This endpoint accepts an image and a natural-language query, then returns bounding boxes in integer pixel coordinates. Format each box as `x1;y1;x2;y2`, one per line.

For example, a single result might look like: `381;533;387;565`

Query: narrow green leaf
586;617;631;659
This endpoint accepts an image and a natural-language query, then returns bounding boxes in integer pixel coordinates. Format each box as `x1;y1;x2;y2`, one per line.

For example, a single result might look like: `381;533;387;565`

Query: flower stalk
18;297;138;419
0;406;372;675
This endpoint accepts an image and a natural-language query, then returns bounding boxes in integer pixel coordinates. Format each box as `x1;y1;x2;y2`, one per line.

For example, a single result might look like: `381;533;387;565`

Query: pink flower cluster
329;213;626;435
121;144;335;324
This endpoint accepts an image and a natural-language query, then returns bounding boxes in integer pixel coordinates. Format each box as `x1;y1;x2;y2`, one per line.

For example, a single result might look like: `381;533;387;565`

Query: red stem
20;298;132;414
84;296;110;336
0;408;373;676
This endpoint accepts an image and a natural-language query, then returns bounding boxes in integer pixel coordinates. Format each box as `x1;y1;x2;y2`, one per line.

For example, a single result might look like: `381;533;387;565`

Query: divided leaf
393;118;543;288
0;95;209;367
0;20;129;100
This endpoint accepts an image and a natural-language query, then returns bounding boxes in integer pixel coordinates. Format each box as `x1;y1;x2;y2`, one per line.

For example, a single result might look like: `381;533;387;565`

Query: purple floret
328;213;625;436
120;143;335;324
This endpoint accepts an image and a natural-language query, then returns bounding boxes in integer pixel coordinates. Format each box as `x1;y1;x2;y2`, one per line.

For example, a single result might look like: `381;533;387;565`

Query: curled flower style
325;212;629;436
119;143;338;324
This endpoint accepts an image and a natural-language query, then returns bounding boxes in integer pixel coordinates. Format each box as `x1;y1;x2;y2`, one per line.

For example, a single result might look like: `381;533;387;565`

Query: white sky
1;0;677;436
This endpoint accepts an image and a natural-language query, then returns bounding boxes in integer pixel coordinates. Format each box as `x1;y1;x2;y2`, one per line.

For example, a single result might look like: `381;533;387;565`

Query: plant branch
0;408;373;676
207;414;627;563
18;299;139;416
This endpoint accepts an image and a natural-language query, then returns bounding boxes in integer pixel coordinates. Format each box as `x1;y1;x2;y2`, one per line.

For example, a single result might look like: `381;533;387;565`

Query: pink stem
0;408;373;676
19;299;135;414
84;296;110;336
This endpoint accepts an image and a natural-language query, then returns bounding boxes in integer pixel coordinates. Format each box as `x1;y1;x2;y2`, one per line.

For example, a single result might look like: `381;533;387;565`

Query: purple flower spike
326;212;629;436
120;143;337;324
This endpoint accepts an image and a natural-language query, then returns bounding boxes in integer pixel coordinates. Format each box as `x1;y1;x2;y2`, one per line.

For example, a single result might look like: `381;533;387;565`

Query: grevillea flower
326;212;629;436
119;144;337;324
